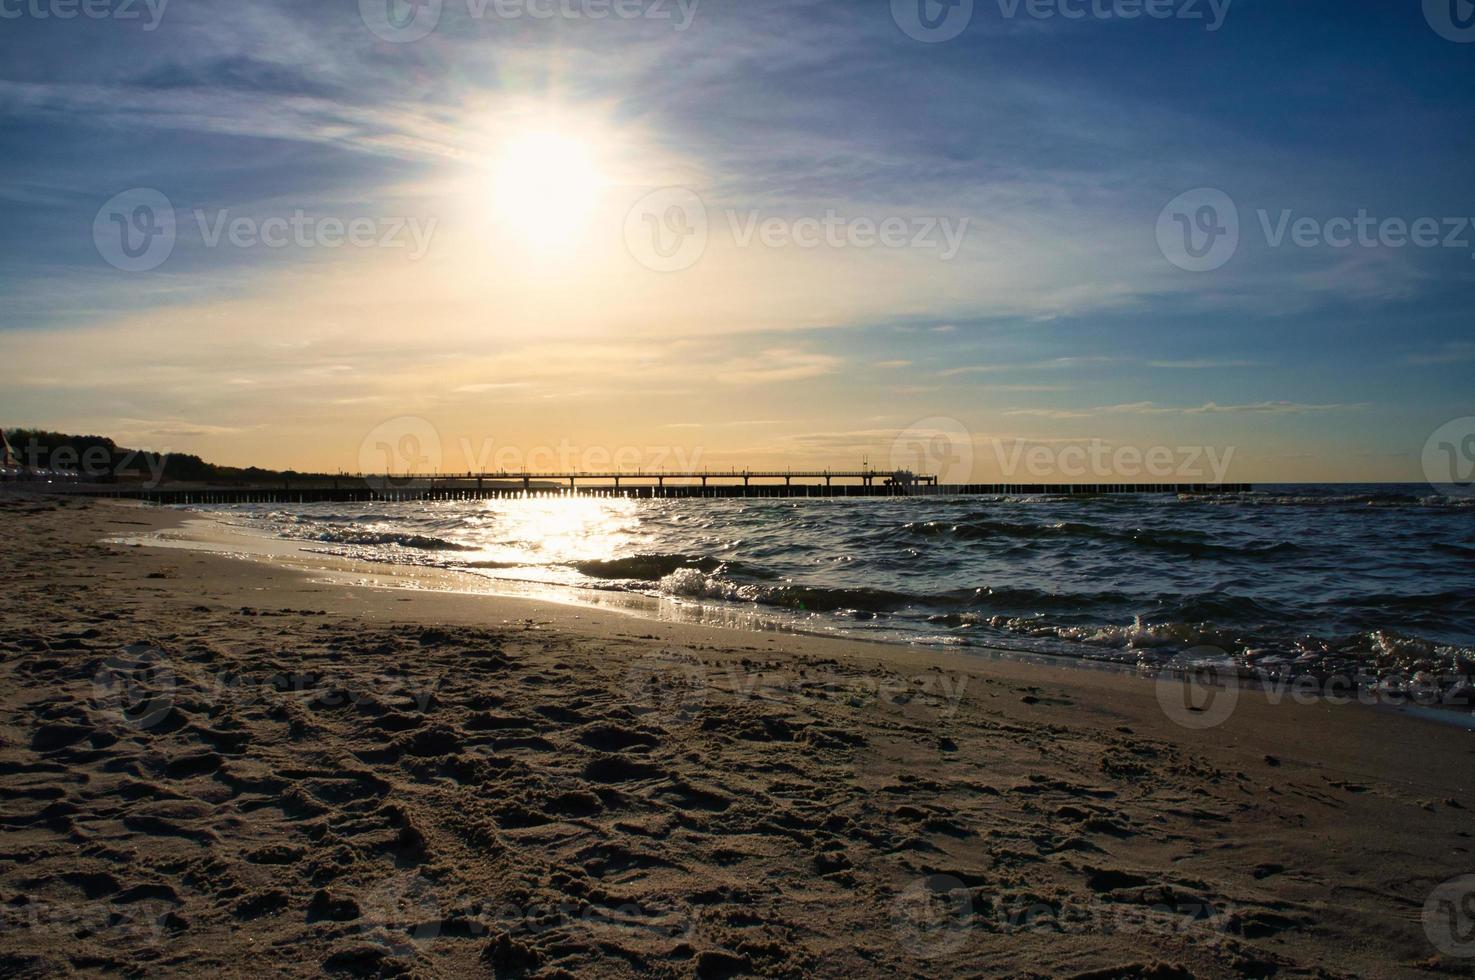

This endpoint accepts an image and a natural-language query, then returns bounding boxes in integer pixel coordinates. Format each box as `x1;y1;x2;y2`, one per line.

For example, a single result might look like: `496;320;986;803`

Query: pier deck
42;474;1253;505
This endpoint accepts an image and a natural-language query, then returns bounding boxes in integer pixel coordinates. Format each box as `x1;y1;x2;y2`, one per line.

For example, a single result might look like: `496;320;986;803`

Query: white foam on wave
305;527;474;551
658;568;765;604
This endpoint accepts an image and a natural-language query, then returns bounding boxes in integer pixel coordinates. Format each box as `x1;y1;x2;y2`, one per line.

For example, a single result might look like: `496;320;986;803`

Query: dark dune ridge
1;495;1471;978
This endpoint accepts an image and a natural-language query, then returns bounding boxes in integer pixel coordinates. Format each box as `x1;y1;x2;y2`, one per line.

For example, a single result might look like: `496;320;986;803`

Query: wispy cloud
1186;401;1367;415
715;348;840;385
940;356;1118;377
453;382;533;394
114;418;248;440
1005;401;1366;418
1148;359;1264;370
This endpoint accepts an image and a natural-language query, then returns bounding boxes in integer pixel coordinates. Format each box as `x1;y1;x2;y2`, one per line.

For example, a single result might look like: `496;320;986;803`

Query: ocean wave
1191;490;1475;510
575;554;725;580
983;615;1238;653
658;569;911;613
1327;589;1475;614
922;585;1132;618
962;614;1475;674
305;528;475;551
574;553;778;582
660;575;1133;618
897;517;1301;559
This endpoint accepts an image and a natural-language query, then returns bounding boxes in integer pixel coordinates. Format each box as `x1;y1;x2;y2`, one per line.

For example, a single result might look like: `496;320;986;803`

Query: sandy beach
2;493;1472;978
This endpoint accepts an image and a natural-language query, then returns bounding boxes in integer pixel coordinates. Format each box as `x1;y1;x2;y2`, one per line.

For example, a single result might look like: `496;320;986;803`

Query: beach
2;494;1472;978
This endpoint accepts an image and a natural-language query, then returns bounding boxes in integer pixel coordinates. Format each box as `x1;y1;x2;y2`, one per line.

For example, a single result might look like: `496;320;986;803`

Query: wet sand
2;494;1472;978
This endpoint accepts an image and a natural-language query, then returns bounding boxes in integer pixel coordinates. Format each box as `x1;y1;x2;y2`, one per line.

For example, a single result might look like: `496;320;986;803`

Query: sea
186;484;1475;703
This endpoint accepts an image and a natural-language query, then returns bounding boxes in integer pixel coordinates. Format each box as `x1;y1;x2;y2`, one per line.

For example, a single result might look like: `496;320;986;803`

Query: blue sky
1;0;1472;479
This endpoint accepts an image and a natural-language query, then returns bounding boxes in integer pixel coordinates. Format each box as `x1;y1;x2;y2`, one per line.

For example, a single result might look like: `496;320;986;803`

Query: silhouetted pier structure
55;467;1253;505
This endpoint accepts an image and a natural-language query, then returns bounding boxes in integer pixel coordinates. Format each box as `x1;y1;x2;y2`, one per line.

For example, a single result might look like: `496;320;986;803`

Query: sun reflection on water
462;496;646;569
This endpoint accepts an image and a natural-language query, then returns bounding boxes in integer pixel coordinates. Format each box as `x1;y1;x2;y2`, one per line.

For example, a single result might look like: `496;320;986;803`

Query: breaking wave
302;528;475;551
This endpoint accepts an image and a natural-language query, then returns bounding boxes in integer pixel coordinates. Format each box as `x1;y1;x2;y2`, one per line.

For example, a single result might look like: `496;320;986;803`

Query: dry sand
2;494;1473;978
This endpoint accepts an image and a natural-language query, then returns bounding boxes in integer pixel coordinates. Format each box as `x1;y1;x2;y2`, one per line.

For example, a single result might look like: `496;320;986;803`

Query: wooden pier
52;468;1253;505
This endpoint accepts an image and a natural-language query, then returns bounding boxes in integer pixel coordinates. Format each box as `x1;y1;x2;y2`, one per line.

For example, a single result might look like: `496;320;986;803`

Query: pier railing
47;475;1254;505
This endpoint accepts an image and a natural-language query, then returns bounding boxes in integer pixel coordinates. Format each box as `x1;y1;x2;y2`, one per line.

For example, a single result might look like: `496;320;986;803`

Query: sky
1;0;1472;482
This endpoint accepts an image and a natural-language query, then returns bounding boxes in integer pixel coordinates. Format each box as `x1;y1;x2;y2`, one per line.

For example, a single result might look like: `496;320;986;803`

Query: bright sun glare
492;130;602;249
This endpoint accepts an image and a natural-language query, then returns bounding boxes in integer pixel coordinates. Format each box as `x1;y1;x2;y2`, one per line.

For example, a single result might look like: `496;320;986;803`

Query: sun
490;130;602;249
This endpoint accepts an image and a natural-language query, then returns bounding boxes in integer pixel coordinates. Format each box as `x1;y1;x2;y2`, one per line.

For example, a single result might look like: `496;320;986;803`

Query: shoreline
2;494;1472;977
113;500;1475;728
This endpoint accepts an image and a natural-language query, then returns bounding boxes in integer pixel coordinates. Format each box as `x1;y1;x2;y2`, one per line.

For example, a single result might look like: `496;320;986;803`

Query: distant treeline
3;429;294;483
